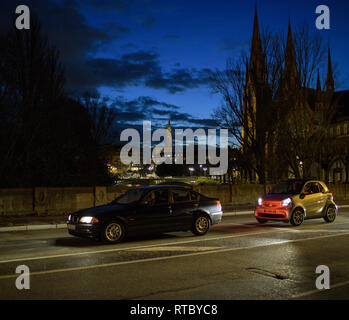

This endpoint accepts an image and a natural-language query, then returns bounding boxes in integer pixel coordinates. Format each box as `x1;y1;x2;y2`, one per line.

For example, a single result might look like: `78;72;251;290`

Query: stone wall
0;183;347;216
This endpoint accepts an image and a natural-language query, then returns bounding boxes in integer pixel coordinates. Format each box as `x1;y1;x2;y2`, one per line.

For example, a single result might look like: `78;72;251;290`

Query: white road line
292;229;349;233
132;246;223;252
0;232;349;280
292;280;349;299
1;219;348;265
0;229;287;265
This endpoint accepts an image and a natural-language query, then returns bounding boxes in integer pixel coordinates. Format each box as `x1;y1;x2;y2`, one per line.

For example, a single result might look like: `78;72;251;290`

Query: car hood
73;203;129;218
262;194;294;201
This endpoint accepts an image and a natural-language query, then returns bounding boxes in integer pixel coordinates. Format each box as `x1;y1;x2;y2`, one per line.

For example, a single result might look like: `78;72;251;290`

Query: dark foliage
0;18;112;187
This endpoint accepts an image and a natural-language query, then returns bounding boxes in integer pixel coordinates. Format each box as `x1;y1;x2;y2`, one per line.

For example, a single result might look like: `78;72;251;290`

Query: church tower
165;117;172;159
282;18;300;92
241;5;272;183
326;46;334;92
242;5;267;146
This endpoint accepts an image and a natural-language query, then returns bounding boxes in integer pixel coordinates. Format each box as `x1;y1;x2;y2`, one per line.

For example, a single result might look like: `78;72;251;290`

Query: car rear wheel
101;220;125;243
290;208;304;226
324;206;336;223
191;214;210;235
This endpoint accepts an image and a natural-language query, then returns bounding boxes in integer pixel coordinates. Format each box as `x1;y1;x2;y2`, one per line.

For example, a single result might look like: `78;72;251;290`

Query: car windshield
112;189;145;204
269;181;304;195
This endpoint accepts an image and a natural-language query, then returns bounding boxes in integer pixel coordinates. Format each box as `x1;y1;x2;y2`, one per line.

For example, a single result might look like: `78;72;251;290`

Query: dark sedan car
67;185;223;243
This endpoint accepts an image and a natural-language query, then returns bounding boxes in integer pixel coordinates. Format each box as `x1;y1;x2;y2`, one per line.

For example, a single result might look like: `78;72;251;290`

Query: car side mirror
299;193;306;200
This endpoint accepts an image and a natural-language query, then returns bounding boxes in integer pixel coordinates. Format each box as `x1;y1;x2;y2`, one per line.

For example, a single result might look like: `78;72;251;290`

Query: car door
134;189;173;233
302;182;323;218
169;188;197;231
313;182;327;217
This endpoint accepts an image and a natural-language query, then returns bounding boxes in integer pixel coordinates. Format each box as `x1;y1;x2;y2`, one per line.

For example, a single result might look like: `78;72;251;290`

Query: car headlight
80;216;99;224
281;198;292;207
68;215;71;221
258;198;263;206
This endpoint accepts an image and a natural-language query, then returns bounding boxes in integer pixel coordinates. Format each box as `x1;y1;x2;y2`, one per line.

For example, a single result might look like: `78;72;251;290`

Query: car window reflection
172;189;191;202
143;190;169;206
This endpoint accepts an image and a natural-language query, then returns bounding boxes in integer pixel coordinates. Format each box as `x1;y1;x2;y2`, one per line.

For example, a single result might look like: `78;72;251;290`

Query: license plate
67;224;76;230
264;210;275;214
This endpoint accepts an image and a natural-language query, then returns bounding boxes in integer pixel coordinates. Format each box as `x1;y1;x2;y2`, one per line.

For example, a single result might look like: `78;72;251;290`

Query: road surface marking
292;279;349;298
0;229;291;265
132;246;223;252
0;232;348;280
293;229;349;233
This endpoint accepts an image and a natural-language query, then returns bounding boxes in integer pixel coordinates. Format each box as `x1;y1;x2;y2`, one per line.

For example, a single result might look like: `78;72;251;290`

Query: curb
0;223;67;233
1;205;349;233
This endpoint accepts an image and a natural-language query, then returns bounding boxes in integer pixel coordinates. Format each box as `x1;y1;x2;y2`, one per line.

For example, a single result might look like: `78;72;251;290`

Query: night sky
1;0;349;131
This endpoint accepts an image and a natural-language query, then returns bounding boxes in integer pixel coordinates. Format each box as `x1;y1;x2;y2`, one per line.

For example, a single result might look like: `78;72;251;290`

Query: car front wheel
191;214;211;235
290;208;304;226
101;220;125;243
324;206;337;223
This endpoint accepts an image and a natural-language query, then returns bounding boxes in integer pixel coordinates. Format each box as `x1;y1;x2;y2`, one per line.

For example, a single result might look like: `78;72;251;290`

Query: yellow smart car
255;180;338;226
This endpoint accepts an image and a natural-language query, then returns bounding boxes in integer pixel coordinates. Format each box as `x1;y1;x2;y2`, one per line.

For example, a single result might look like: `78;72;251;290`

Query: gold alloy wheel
326;206;336;222
105;222;123;242
195;216;209;233
291;209;304;226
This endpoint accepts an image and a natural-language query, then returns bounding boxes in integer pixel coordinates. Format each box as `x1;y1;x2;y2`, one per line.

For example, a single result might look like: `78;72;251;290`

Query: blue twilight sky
1;0;349;131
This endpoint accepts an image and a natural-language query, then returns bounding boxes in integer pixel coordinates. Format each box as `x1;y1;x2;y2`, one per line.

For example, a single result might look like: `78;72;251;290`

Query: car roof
135;185;192;190
281;179;329;191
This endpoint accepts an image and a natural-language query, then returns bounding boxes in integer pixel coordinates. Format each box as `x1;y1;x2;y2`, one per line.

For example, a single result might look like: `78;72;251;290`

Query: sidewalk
1;201;349;232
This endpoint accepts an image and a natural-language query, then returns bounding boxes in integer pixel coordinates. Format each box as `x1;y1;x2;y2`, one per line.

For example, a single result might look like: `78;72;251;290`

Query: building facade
242;7;349;184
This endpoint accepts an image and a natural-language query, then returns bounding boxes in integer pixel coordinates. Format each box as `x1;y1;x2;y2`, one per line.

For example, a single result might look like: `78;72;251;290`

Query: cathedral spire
283;17;299;90
326;45;334;92
249;4;265;83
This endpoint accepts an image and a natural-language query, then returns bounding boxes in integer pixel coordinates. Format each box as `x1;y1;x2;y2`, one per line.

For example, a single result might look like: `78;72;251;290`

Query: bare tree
0;17;65;186
80;92;118;146
211;29;281;183
211;21;339;183
276;24;338;179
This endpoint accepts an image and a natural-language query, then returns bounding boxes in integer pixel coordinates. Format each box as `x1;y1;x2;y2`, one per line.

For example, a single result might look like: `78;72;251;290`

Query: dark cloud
110;96;218;129
145;67;213;94
0;0;130;95
72;51;213;94
0;1;213;95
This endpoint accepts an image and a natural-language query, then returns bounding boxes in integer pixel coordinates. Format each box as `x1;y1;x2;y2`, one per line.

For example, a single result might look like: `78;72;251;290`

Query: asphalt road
1;209;349;300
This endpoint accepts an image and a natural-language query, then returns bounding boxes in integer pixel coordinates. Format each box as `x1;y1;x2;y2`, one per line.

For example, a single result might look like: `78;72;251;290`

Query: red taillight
217;201;222;211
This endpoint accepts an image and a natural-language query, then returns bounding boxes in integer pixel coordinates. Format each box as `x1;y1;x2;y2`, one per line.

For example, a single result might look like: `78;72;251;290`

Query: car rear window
171;189;190;202
143;189;169;205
